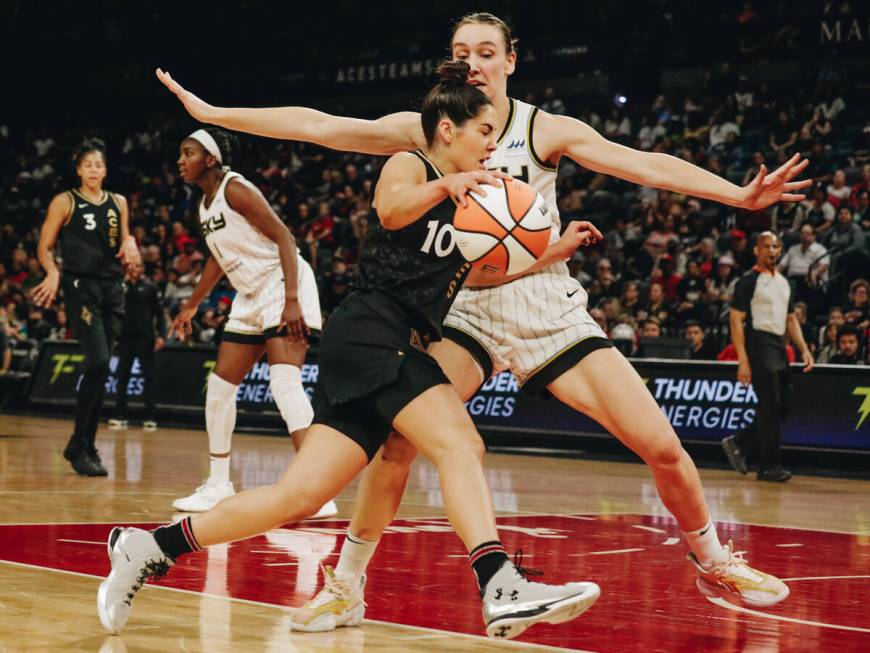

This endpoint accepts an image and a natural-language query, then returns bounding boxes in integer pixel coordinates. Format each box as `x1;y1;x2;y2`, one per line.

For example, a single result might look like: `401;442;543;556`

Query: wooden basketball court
1;414;868;651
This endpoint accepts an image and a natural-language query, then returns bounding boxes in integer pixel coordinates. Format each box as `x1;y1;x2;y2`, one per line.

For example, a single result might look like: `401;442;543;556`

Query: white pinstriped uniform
443;99;605;386
199;171;322;337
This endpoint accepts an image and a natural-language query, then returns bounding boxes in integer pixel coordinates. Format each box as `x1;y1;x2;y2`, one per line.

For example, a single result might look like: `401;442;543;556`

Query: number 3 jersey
198;171;282;294
59;189;123;279
354;150;470;342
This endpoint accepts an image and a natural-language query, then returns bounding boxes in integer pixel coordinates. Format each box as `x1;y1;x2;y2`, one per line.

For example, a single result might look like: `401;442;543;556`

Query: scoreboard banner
27;341;870;451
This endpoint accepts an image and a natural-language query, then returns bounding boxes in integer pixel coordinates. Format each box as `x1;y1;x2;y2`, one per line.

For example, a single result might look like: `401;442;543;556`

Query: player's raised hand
551;221;603;260
739;153;812;211
156;68;216;123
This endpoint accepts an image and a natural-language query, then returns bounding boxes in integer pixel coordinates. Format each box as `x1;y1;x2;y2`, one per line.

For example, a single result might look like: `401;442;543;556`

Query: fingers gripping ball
454;180;552;275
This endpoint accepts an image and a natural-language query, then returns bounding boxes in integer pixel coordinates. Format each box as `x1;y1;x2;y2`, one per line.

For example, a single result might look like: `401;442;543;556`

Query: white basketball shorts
223;258;322;343
442;262;611;394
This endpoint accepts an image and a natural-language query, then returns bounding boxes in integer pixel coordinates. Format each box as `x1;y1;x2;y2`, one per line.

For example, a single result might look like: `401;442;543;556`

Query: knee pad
207;372;239;407
269;364;314;434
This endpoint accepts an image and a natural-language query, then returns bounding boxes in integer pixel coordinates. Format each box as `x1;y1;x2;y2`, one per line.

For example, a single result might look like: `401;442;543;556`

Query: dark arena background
1;1;869;651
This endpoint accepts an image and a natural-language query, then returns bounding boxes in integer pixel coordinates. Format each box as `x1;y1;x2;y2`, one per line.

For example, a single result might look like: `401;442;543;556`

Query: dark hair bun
79;137;106;152
73;137;107;165
436;60;470;86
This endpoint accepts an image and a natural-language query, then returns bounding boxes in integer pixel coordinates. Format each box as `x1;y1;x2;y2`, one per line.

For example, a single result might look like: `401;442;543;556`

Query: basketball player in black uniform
33;138;140;476
98;62;600;641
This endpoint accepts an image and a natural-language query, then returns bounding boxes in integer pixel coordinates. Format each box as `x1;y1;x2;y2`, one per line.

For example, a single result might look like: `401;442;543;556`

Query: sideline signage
27;342;870;450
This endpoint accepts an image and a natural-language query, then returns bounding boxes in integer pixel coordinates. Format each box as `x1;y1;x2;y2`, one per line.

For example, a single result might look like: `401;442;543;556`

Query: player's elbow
377;206;403;230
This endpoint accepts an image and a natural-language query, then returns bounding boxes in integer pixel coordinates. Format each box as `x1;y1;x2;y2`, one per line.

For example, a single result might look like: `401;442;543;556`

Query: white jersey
198;171;280;294
486;98;560;247
445;99;608;387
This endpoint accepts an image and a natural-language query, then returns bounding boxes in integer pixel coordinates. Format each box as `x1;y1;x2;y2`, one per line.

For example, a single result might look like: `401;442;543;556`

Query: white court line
775;543;804;548
571;548;644;557
57;539;104;546
662;537;681;546
0;559;592;653
262;562;299;567
631;525;666;534
498;512;869;537
250;550;337;555
0;511;623;528
781;575;870;582
705;595;870;633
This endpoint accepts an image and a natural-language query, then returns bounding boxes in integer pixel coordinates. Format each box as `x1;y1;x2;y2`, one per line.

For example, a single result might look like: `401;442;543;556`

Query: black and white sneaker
97;527;173;634
482;554;600;640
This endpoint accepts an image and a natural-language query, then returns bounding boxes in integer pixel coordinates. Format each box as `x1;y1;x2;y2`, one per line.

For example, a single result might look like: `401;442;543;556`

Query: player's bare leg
293;340;484;631
547;347;789;607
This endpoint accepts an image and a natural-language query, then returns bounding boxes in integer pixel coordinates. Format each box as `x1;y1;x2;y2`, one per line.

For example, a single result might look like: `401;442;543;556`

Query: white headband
188;129;222;163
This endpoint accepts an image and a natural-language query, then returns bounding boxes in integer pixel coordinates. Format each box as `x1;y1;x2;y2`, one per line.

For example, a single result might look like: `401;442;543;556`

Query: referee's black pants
115;336;156;420
735;341;792;471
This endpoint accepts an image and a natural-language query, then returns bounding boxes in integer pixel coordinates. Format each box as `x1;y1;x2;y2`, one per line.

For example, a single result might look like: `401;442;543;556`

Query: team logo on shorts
81;306;92;326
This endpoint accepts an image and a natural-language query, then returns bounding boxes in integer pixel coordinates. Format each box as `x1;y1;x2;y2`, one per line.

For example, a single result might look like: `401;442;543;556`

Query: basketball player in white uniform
169;128;335;518
157;13;811;624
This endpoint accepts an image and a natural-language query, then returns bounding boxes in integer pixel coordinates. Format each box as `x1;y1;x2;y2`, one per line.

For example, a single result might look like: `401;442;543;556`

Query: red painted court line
1;514;868;651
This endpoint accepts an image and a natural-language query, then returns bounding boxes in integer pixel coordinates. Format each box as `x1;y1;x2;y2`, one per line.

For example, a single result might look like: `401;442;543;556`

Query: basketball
453;179;552;276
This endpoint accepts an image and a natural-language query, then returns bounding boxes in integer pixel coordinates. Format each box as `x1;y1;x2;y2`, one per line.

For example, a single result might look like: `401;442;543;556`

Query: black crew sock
469;540;509;594
152;516;202;561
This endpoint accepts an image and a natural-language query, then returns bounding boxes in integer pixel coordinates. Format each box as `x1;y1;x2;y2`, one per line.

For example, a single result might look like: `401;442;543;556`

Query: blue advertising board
27;342;870;451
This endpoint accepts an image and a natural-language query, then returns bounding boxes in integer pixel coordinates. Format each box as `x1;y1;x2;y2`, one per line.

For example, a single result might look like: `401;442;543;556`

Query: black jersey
59;189;123;279
353;151;470;341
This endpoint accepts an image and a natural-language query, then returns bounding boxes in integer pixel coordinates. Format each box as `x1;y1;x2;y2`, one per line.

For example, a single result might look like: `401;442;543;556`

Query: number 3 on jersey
420;220;456;257
82;213;97;230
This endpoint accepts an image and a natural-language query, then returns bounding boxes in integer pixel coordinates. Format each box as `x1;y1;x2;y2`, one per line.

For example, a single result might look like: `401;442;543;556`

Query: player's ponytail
421;60;491;146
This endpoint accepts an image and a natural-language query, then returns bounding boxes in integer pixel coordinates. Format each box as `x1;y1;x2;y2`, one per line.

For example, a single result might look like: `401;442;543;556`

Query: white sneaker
107;419;128;429
309;500;338;519
290;566;366;632
482;557;600;640
171;480;235;512
142;420;158;431
97;527;173;634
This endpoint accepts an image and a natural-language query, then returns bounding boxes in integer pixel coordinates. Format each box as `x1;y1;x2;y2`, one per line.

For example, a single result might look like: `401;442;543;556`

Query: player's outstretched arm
156;68;424;155
538;112;812;211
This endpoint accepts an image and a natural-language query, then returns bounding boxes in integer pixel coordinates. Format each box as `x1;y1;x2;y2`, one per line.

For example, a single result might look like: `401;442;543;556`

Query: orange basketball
453;179;552;275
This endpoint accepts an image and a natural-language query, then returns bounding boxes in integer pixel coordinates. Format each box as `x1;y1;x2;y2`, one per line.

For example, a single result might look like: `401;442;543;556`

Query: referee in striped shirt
722;232;814;482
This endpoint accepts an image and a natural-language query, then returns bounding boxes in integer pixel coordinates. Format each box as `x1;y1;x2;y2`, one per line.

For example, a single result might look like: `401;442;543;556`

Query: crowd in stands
2;69;869;374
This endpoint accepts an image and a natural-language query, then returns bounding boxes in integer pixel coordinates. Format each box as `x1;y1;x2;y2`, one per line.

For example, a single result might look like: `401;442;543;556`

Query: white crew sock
335;530;379;578
209;456;230;485
684;518;728;566
205;373;238;485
